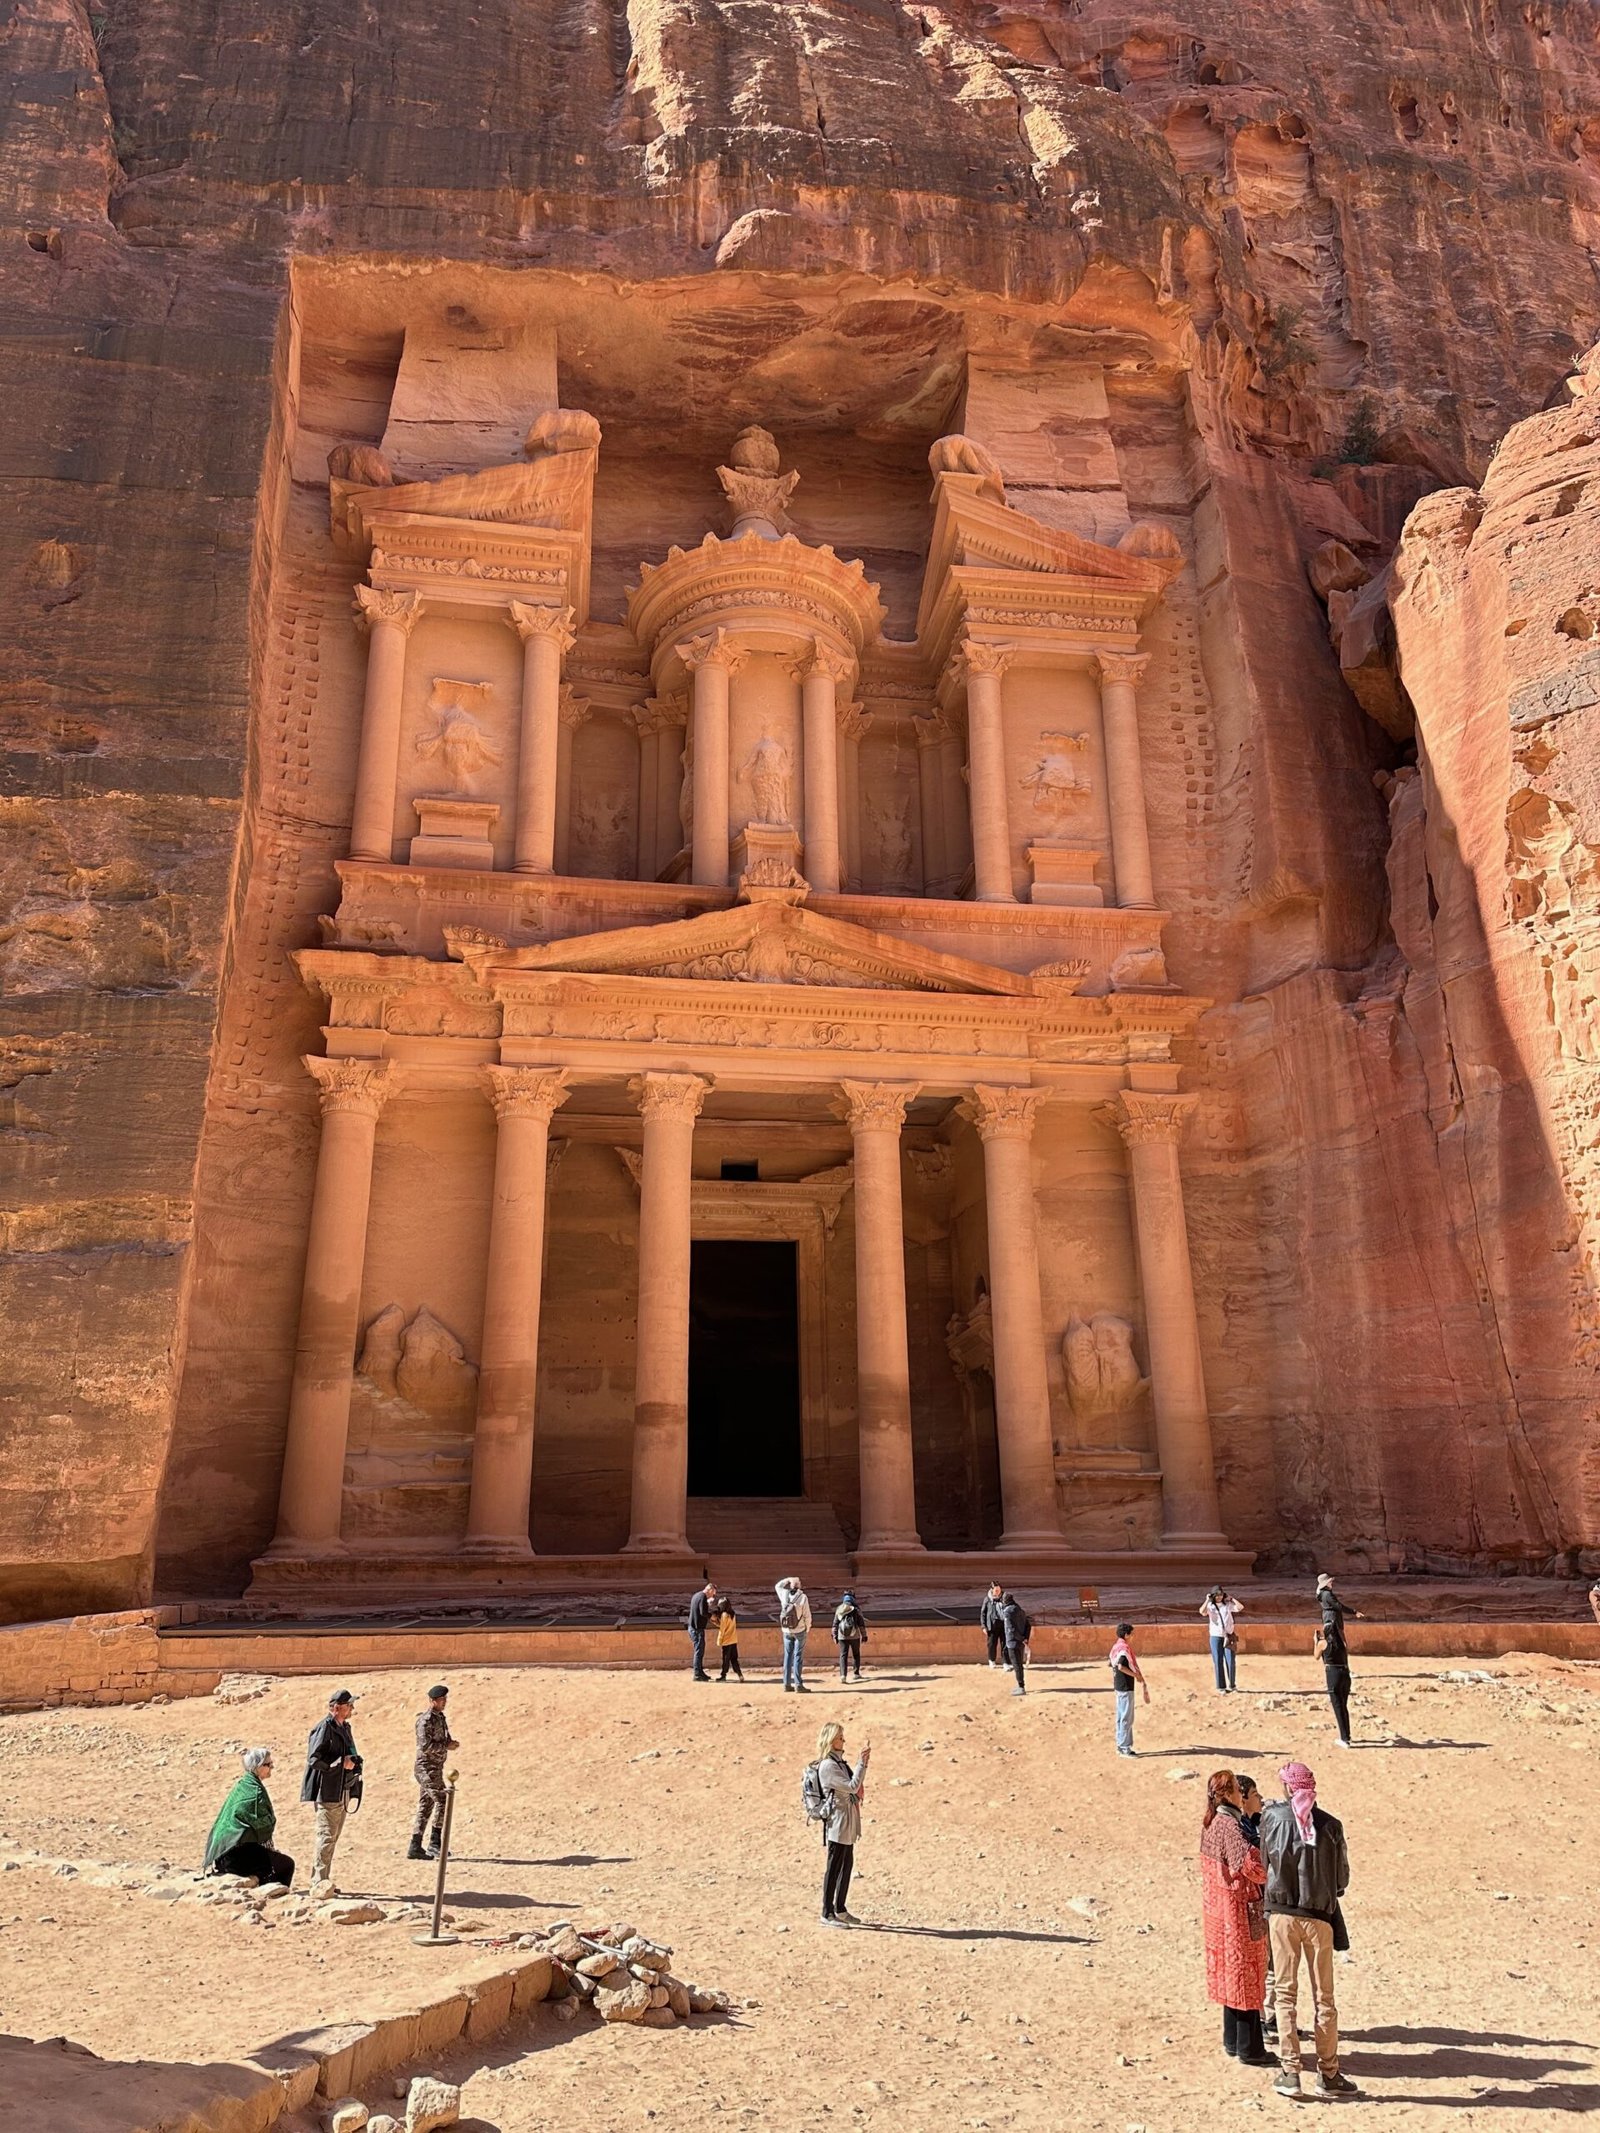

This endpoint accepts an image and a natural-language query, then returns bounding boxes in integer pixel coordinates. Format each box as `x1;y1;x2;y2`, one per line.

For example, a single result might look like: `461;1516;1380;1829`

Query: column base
511;862;555;877
459;1535;535;1559
259;1535;347;1562
996;1528;1072;1553
622;1535;699;1564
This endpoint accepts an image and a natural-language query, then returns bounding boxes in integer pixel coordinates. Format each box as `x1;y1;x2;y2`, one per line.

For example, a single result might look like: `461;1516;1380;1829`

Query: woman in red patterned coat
1199;1768;1275;2067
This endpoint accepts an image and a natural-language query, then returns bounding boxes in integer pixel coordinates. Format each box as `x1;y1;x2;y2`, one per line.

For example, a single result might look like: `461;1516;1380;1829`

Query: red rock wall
5;0;1600;1612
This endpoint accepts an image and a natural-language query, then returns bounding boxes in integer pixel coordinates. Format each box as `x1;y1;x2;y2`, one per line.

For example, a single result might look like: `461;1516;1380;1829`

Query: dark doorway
688;1239;803;1496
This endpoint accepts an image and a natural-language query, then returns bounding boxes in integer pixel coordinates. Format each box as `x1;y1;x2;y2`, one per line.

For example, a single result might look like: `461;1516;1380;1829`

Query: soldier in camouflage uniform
407;1684;458;1860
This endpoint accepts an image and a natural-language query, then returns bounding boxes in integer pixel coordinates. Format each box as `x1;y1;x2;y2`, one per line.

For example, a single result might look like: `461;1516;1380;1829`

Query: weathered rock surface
4;0;1600;1603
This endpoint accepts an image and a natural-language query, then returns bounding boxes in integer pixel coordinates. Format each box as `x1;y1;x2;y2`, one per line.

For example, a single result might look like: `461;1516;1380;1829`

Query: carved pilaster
303;1055;394;1120
481;1064;573;1124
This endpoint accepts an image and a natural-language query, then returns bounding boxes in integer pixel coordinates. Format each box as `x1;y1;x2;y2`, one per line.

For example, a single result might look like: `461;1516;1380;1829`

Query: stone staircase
685;1496;854;1596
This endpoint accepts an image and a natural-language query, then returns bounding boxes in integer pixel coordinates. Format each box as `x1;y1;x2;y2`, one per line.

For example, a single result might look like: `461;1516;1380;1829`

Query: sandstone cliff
4;0;1600;1612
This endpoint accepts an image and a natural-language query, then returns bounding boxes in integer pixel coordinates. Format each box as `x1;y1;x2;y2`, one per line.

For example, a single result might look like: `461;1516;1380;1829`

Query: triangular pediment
447;901;1037;995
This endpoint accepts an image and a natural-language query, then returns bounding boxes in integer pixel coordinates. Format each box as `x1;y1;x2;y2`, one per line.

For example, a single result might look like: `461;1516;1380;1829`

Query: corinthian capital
304;1054;394;1120
353;585;422;636
629;1070;711;1123
960;1083;1043;1142
1104;1090;1196;1147
677;628;749;677
951;636;1016;685
1091;649;1151;691
836;1080;920;1133
481;1065;572;1124
507;601;577;652
787;639;854;689
836;700;872;742
558;684;591;730
913;709;953;748
633;693;689;736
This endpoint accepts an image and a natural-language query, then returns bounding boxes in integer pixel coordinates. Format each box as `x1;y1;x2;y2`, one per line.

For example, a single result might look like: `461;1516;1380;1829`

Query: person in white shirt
1201;1587;1244;1692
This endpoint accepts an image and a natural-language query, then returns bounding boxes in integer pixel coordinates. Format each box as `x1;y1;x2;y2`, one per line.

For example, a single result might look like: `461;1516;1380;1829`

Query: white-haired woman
204;1747;295;1887
817;1720;870;1927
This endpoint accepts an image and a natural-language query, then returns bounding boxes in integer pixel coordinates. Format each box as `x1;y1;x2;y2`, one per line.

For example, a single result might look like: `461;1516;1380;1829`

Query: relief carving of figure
741;735;793;825
1062;1313;1150;1420
1021;732;1091;816
678;730;695;842
416;679;501;793
866;790;914;890
575;788;632;877
357;1304;478;1426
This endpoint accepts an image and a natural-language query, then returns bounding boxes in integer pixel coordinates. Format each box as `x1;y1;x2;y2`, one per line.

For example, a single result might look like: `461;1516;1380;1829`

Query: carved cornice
629;1070;711;1123
481;1064;572;1124
629;531;887;674
305;1054;394;1120
508;601;577;652
1092;649;1152;691
676;627;750;678
836;1079;920;1132
353;585;423;637
960;1083;1043;1142
1105;1090;1197;1147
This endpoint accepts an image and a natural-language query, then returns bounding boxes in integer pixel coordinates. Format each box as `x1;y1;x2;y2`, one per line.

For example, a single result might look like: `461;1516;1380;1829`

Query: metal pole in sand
413;1769;460;1947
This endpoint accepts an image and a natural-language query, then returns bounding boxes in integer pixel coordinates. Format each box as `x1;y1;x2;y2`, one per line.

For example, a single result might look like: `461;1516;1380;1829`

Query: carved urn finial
717;424;799;540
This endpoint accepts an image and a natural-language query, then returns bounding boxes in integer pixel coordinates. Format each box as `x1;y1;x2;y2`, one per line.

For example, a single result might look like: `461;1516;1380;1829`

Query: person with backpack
997;1590;1032;1695
776;1575;812;1692
980;1581;1005;1667
832;1591;868;1680
686;1579;718;1683
1108;1621;1150;1754
715;1599;744;1682
804;1720;871;1926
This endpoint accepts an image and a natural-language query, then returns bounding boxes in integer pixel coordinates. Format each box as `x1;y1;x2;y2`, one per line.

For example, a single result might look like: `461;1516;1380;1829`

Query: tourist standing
716;1599;745;1681
1199;1770;1274;2067
301;1689;361;1895
777;1575;812;1692
204;1747;295;1888
687;1579;718;1682
1260;1761;1358;2101
1109;1621;1149;1755
1314;1573;1362;1746
998;1590;1032;1696
980;1581;1005;1667
815;1721;871;1926
1588;1575;1600;1628
407;1684;457;1861
1236;1772;1275;2038
832;1591;868;1680
1201;1586;1244;1692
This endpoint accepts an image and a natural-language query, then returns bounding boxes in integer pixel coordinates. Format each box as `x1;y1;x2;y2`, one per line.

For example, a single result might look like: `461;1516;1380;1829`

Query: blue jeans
1115;1688;1135;1752
689;1628;707;1677
782;1632;807;1688
1211;1634;1236;1691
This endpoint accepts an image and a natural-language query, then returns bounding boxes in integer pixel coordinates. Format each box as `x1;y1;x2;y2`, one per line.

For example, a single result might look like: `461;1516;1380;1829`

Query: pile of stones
526;1920;730;2028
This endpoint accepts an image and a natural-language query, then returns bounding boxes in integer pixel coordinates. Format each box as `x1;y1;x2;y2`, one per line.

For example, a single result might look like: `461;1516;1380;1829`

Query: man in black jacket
979;1582;1005;1668
302;1689;361;1895
1315;1573;1363;1746
997;1591;1032;1696
1260;1762;1358;2102
686;1580;717;1682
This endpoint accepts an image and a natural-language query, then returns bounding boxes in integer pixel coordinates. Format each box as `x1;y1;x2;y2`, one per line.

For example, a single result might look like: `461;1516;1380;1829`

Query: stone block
464;1971;515;2042
509;1955;554;2013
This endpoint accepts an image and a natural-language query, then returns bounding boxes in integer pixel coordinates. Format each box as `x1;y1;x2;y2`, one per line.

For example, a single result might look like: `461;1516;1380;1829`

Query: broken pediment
332;432;597;552
446;899;1040;996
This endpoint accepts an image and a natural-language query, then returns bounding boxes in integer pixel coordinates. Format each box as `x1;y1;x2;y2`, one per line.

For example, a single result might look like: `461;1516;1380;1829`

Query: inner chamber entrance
687;1239;803;1497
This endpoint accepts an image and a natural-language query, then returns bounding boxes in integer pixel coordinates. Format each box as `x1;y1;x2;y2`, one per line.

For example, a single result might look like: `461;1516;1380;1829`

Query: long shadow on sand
857;1923;1092;1946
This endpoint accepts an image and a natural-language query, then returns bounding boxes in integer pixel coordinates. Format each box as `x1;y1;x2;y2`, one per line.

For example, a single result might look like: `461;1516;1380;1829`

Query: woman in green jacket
204;1747;296;1887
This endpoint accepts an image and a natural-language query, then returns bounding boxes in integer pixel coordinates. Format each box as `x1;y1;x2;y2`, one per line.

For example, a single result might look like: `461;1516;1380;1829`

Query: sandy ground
2;1651;1597;2130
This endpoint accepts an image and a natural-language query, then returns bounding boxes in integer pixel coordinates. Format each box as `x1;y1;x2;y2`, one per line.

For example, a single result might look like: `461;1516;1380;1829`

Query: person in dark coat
686;1580;718;1682
980;1581;1005;1668
407;1684;458;1861
997;1591;1032;1696
832;1592;868;1680
302;1689;361;1895
1314;1573;1363;1747
1261;1761;1358;2102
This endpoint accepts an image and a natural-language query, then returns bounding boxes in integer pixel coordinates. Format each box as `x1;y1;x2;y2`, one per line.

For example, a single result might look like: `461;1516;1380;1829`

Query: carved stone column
552;685;590;875
464;1066;572;1553
963;1085;1065;1549
792;641;849;894
625;1071;710;1552
839;1081;924;1553
349;587;422;862
507;602;575;875
837;701;871;891
1092;649;1157;909
271;1057;394;1551
680;631;747;888
655;697;689;875
914;710;952;894
954;637;1016;904
1107;1091;1225;1543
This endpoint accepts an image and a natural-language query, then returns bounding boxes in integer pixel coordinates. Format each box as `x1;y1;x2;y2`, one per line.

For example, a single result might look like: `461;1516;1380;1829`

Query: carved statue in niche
928;433;1006;504
416;678;501;793
1062;1313;1150;1422
357;1303;478;1428
865;790;914;891
1021;732;1091;816
575;788;632;878
1110;942;1170;990
678;729;695;842
741;735;793;826
717;425;800;539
